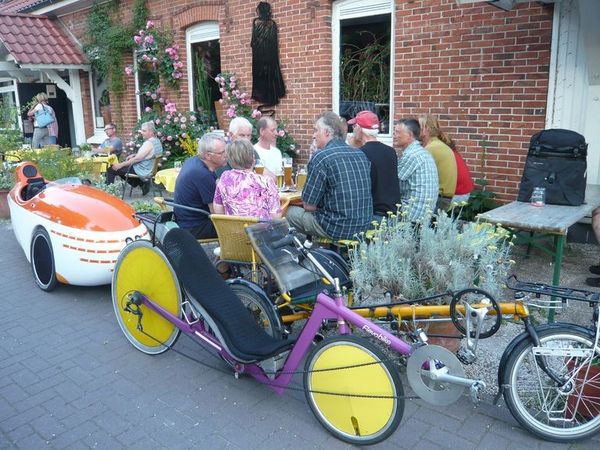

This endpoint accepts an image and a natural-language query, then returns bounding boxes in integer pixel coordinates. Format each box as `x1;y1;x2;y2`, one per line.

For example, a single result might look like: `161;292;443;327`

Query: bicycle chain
135;321;419;400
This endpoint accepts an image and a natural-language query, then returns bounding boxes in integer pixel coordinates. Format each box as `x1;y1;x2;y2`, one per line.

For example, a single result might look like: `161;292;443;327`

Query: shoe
141;181;150;196
589;264;600;275
585;277;600;288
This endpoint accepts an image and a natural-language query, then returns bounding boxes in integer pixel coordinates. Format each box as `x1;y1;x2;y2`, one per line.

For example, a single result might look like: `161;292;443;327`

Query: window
333;0;394;140
186;22;222;128
90;71;110;128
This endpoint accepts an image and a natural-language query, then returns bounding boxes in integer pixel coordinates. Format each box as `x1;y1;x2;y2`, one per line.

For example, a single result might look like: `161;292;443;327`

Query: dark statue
251;1;286;106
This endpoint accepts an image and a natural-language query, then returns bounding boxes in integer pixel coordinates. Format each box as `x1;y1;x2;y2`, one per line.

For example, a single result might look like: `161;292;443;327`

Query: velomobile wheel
112;240;182;355
304;335;404;445
30;227;57;292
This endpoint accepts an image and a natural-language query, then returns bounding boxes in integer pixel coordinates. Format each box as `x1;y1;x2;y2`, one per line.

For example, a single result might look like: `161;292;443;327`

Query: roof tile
0;13;87;66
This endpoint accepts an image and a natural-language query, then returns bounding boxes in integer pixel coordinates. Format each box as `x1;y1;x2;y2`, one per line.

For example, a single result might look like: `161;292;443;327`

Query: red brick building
0;0;597;202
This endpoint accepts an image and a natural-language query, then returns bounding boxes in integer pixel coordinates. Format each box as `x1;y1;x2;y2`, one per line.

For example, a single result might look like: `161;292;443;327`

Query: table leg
548;234;565;323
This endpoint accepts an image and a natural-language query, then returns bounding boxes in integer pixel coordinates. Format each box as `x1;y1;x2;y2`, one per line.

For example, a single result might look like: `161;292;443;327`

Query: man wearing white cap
349;111;400;220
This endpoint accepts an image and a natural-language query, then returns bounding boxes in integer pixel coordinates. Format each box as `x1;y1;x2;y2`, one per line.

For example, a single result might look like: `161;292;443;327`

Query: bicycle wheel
227;282;282;337
112;240;182;355
304;335;404;445
502;325;600;442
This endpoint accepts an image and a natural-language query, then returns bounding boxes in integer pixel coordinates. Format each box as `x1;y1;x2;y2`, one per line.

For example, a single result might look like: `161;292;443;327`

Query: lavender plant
349;206;514;303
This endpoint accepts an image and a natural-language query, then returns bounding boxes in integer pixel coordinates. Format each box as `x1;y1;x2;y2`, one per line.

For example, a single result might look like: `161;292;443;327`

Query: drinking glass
530;187;545;207
296;164;307;190
283;157;293;188
255;159;265;175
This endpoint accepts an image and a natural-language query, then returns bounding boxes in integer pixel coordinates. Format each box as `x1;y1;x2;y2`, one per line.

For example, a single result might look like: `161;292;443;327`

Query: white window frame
332;0;395;145
186;21;220;112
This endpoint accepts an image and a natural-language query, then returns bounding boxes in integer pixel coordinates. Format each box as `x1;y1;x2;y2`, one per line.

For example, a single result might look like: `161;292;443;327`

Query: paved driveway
1;219;599;449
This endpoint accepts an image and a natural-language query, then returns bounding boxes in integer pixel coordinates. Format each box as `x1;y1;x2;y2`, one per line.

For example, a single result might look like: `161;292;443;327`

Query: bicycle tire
228;282;282;337
304;335;404;445
112;240;182;355
502;325;600;442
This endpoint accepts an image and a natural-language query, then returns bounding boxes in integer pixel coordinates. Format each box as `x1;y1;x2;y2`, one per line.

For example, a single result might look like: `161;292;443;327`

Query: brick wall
59;0;553;201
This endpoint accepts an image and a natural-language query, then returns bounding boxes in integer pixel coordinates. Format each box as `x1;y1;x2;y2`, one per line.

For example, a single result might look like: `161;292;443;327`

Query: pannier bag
517;129;587;206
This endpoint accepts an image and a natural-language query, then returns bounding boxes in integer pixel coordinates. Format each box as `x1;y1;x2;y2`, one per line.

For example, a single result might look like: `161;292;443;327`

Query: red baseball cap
347;111;380;130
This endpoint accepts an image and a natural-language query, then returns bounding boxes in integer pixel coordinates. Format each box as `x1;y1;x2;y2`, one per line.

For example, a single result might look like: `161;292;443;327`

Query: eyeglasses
104;127;114;131
210;151;226;156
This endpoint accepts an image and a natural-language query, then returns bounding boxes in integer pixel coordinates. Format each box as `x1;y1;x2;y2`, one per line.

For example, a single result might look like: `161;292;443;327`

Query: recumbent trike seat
162;228;294;362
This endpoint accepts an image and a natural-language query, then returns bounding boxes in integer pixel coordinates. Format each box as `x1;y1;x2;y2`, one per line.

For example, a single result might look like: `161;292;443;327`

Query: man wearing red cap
348;111;400;220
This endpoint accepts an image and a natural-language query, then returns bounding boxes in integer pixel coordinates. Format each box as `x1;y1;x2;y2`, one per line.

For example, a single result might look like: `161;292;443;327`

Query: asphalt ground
1;217;600;449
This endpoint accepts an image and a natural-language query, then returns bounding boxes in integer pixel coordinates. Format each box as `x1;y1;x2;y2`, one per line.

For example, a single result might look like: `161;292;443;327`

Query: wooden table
477;185;600;320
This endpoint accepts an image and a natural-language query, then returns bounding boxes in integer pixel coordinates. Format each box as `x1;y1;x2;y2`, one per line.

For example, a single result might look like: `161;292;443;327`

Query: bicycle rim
304;336;403;445
504;326;600;441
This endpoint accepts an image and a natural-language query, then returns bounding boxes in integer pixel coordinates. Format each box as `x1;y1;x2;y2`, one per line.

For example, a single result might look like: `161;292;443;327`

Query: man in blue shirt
286;112;372;240
395;118;439;223
174;133;228;239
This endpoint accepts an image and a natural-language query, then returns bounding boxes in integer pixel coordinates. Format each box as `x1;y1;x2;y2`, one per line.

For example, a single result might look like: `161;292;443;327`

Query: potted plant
349;207;514;350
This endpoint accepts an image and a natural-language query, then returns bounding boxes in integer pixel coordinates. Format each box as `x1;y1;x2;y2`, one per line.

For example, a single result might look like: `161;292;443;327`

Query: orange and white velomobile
8;161;148;291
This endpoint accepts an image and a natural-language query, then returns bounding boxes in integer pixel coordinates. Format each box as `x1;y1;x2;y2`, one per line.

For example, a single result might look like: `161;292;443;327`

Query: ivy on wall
83;0;148;124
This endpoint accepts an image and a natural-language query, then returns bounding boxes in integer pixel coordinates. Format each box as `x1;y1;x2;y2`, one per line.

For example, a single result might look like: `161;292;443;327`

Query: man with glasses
174;133;228;239
96;123;123;157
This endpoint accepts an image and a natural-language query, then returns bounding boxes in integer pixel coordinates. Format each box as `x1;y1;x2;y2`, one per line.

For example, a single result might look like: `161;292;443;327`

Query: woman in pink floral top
213;140;282;219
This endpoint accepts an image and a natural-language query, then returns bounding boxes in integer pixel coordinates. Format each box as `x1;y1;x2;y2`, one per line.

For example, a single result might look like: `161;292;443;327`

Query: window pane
339;13;391;133
191;39;221;127
138;68;160;114
92;72;109;128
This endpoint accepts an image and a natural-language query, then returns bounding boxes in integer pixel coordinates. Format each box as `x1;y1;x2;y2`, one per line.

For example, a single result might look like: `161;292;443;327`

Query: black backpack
517;129;588;206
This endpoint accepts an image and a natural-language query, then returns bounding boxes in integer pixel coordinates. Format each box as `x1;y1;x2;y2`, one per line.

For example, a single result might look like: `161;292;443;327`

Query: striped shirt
397;140;439;222
302;139;372;240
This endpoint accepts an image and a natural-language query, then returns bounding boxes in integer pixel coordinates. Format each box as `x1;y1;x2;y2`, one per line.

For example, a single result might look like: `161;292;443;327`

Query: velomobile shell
8;162;148;287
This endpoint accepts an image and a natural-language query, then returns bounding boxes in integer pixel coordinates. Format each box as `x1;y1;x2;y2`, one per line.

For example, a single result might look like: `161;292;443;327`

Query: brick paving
1;218;600;449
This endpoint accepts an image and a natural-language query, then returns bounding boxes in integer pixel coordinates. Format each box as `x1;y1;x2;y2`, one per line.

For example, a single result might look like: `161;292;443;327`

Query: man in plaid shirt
395;118;439;223
286;112;372;240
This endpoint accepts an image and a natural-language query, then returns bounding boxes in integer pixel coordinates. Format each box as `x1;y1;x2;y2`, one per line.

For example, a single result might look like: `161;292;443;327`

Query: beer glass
283;157;293;188
296;164;307;190
255;159;264;175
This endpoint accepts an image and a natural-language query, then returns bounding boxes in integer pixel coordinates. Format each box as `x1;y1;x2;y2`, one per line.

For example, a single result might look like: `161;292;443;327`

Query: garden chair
122;155;162;199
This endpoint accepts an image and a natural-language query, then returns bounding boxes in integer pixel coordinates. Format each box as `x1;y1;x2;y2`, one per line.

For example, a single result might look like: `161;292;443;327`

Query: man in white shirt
253;116;283;175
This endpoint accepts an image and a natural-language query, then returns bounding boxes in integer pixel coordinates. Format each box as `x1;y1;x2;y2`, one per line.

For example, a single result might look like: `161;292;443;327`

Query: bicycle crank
406;345;484;406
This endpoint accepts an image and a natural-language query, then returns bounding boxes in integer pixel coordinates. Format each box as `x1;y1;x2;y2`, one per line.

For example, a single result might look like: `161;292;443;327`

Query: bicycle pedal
456;346;476;365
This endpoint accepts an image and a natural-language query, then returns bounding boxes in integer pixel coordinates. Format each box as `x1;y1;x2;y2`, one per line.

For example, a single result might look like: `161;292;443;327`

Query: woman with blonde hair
27;92;58;148
213;139;281;219
419;114;473;204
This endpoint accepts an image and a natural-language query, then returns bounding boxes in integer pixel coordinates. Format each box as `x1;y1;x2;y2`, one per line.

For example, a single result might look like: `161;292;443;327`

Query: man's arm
303;203;317;212
112;141;153;170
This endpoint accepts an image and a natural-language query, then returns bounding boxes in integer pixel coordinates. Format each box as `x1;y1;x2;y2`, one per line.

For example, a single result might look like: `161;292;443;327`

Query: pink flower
180;123;187;129
230;76;237;82
151;94;157;100
139;30;145;36
190;116;197;122
159;97;165;104
278;130;285;137
251;109;262;119
155;119;161;125
173;117;179;123
167;135;173;141
226;107;236;118
165;102;177;114
145;91;151;96
144;107;151;112
124;66;133;76
146;20;154;29
157;132;162;137
181;133;187;138
133;35;142;45
144;35;154;45
180;117;187;123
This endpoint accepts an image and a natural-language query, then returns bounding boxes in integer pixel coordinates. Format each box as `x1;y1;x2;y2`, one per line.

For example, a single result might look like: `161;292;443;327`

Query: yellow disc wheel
304;335;404;445
112;240;182;355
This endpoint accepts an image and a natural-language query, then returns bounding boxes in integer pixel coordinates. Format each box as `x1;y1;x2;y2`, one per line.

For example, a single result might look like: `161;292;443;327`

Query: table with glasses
477;184;600;321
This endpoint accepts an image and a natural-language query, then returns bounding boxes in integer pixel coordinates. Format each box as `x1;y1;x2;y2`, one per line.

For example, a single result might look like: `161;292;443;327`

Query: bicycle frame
132;287;415;395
